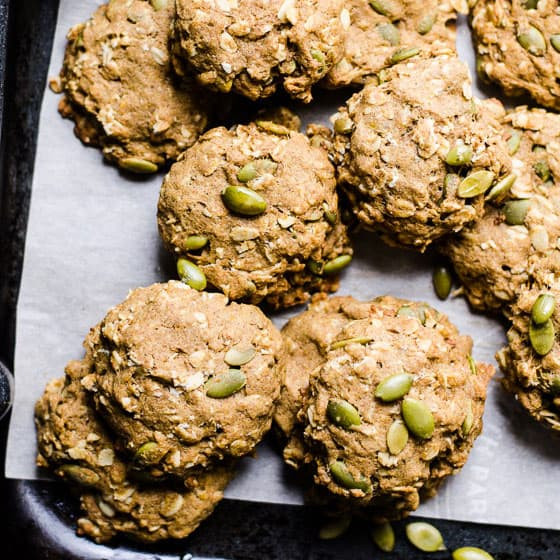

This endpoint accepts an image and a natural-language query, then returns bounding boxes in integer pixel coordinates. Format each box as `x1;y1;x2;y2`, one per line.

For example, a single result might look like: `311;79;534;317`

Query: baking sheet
5;0;560;530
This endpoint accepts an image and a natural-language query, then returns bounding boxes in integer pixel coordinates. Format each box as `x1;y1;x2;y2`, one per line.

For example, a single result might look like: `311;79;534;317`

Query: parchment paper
6;0;560;530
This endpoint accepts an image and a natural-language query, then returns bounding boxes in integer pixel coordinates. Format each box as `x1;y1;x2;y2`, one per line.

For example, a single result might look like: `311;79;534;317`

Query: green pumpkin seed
330;336;373;350
307;260;324;276
237;163;258;183
323;203;338;225
397;305;426;325
134;442;162;465
523;0;538;8
486;173;516;201
534;160;551;181
387;420;408;455
57;465;100;487
452;546;495;560
377;68;388;84
402;398;435;439
150;0;168;10
329;460;371;493
417;14;435;34
446;142;473;166
327;399;362;429
334;116;353;134
462;401;474;437
375;372;413;402
433;265;452;300
542;372;560;395
184;235;208;251
119;157;158;174
371;522;395;552
507;131;522;155
177;258;207;291
551;34;560;52
504;199;531;225
318;515;352;540
532;144;546;153
457;170;495;198
369;0;400;19
205;369;246;398
531;294;556;324
518;25;546;56
377;23;400;46
323;255;353;276
224;345;256;366
390;47;420;64
255;120;291;135
222;185;267;216
467;355;477;375
529;318;555;356
406;522;446;552
311;48;326;72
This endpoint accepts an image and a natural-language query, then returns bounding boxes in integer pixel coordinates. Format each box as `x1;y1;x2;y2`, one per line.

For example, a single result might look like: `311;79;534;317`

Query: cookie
158;120;353;309
472;0;560;111
441;106;560;314
80;282;283;477
172;0;346;102
299;296;493;519
324;0;458;88
497;253;560;431
275;296;377;468
332;56;511;251
35;360;232;543
58;0;211;173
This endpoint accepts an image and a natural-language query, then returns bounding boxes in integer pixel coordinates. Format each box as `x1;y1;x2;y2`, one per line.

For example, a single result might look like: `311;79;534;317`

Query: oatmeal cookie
332;56;511;251
80;282;282;477
172;0;346;102
35;359;232;543
472;0;560;111
158;121;353;309
299;296;493;520
324;0;458;88
59;0;211;172
441;106;560;313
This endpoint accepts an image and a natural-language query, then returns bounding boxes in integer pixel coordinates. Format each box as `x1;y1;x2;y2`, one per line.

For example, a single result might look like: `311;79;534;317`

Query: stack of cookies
36;0;560;545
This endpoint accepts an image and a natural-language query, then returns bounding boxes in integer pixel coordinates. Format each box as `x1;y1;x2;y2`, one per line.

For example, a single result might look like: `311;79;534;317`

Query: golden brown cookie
472;0;560;111
158;121;353;309
172;0;346;102
332;56;511;251
299;296;494;520
59;0;211;173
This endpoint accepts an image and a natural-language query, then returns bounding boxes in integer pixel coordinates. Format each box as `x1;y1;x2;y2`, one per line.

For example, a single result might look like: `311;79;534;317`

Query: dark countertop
0;0;558;557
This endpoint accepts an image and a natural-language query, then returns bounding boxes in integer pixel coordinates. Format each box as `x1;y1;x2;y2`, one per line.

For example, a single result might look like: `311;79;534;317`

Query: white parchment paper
6;0;560;530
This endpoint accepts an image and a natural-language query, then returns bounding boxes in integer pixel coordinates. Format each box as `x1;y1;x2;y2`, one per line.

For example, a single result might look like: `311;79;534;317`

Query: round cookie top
35;360;232;543
172;0;346;102
325;0;458;87
80;282;283;477
442;106;560;314
472;0;560;111
158;121;353;308
497;252;560;431
299;296;493;518
275;296;377;468
59;0;211;172
332;55;512;251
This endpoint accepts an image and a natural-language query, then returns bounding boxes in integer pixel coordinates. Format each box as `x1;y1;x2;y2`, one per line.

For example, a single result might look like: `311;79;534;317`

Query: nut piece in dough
497;253;560;431
325;0;458;88
158;121;353;308
80;282;283;477
35;360;233;543
472;0;560;111
300;296;493;520
441;106;560;314
275;296;378;468
172;0;346;102
333;56;511;251
59;0;212;172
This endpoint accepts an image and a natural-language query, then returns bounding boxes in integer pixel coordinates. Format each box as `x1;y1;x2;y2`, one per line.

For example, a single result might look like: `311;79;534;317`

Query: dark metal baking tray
0;0;558;557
